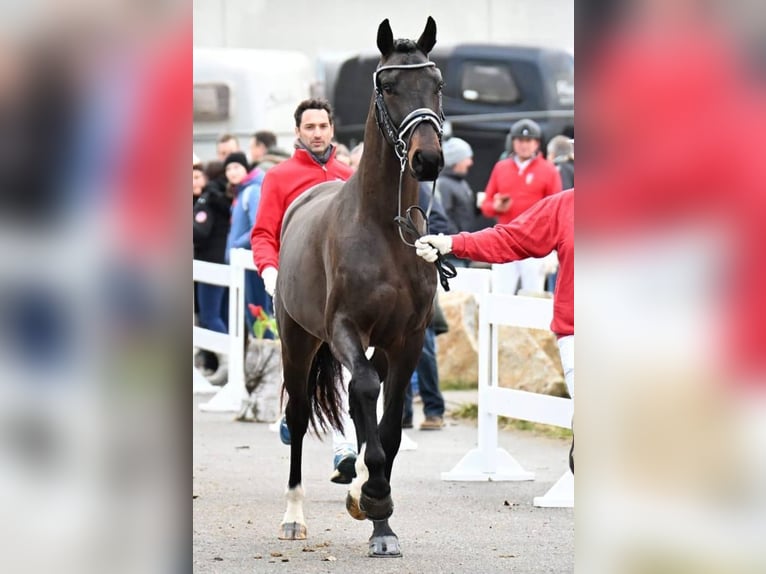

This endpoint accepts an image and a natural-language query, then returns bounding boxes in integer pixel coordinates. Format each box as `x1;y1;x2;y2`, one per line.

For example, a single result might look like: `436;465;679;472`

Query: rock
238;339;282;422
436;292;568;397
436;291;480;386
497;326;567;397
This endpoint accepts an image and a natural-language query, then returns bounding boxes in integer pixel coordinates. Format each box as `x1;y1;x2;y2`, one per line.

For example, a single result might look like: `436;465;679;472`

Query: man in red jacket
251;98;353;297
415;188;574;469
250;98;356;483
481;119;562;294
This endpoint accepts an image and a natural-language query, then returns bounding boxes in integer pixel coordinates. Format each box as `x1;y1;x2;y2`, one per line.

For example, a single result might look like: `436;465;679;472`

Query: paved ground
193;391;574;573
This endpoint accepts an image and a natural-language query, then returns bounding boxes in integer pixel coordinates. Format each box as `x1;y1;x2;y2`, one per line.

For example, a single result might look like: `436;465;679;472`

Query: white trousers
492;258;547;294
332;366;357;455
557;334;574;401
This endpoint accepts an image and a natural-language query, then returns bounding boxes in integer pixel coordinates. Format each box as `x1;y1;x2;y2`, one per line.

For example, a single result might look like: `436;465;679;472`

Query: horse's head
373;17;444;181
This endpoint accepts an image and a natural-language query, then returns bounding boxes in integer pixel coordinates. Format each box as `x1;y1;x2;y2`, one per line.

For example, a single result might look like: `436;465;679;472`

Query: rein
373;61;455;290
394;203;457;292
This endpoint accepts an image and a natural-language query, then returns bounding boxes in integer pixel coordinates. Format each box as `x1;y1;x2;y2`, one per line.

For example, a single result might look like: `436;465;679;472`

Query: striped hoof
278;521;307;540
346;492;367;521
369;534;401;557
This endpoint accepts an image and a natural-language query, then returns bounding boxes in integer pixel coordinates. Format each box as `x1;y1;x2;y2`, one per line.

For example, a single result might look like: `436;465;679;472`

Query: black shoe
330;451;357;484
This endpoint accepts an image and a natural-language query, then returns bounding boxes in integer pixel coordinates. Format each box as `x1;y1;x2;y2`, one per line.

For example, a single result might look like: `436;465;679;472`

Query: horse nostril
411;150;424;173
410;149;441;181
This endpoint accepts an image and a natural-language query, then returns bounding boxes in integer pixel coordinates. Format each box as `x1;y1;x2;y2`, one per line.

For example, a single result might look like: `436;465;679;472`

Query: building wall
193;0;574;58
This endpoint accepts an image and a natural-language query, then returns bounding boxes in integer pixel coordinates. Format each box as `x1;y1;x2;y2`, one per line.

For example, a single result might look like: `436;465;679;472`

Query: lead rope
393;159;456;291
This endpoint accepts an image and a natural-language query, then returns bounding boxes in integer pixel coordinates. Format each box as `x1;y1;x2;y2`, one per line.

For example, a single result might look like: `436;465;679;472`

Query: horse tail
307;343;345;436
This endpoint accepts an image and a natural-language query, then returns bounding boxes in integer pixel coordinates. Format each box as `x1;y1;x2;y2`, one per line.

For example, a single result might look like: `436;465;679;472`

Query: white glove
261;266;278;298
414;234;453;263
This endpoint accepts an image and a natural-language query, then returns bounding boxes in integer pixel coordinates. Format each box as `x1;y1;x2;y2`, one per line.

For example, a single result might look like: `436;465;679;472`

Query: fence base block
533;470;574;508
441;447;535;481
199;381;248;413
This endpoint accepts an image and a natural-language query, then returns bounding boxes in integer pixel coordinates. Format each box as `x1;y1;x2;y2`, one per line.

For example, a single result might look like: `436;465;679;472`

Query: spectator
216;133;240;162
333;142;352;166
547;135;574;190
436;137;476;266
223;152;271;335
249;130;277;166
193;155;217;375
194;159;234;384
481;119;562;293
250;98;357;484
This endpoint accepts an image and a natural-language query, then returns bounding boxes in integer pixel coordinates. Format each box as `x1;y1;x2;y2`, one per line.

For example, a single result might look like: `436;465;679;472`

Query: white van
193;48;316;162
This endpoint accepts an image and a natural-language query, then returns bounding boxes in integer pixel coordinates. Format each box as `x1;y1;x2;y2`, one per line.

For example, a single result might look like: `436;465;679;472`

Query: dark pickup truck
331;44;574;191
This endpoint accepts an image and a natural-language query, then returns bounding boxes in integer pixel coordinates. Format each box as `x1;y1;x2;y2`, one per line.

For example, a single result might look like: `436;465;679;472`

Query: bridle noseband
372;62;444;171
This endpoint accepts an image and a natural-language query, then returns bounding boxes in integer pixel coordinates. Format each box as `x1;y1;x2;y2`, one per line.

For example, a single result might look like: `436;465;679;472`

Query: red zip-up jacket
250;147;353;273
481;154;562;224
453;188;573;336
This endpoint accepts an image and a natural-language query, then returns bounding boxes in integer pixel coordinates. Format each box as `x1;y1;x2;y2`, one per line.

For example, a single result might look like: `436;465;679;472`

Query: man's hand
493;194;511;213
414;234;453;263
261;266;278;297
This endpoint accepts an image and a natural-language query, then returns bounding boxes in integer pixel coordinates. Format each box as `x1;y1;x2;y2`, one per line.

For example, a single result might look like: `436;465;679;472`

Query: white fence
440;266;574;508
193;249;254;412
193;256;573;506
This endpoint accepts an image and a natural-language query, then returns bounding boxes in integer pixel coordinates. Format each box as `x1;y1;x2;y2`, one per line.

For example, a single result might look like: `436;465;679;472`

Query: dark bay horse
274;17;444;557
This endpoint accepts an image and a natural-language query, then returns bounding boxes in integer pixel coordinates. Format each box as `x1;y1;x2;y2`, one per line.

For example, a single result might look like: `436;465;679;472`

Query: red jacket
481;154;562;224
250;147;353;272
453;188;573;336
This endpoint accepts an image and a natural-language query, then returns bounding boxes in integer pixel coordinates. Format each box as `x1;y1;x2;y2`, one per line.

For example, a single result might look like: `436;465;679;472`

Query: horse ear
416;16;437;55
377;19;394;57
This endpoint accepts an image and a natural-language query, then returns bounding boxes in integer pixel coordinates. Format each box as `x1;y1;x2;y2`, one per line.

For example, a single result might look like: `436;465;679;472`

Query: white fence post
196;250;252;412
193;259;233;395
441;289;574;507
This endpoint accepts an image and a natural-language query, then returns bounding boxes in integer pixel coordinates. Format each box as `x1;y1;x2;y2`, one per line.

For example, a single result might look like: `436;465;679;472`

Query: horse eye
381;83;394;95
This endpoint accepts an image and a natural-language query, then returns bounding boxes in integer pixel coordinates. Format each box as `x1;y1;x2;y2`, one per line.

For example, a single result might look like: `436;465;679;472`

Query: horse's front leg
329;323;391;521
364;335;424;557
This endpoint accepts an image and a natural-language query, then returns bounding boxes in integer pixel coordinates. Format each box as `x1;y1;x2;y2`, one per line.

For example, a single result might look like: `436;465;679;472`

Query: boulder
237;339;282;422
436;292;568;397
436;291;480;386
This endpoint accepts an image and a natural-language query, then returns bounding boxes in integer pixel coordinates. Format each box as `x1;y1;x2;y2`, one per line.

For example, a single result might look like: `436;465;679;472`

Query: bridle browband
372;60;456;291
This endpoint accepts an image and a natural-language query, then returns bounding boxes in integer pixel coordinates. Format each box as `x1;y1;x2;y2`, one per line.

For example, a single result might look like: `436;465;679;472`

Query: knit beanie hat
224;151;250;171
442;137;473;166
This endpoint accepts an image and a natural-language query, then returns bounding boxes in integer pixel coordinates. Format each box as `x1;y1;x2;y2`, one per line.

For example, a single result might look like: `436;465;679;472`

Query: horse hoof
346;492;367;521
278;522;307;540
360;492;393;520
368;534;402;558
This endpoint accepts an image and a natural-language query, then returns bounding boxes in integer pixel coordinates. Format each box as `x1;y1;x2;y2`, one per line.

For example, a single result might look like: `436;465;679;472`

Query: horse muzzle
408;146;443;181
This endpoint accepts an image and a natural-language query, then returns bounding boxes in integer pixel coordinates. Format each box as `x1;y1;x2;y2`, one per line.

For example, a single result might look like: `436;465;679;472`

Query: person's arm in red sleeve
453;192;559;263
250;174;283;274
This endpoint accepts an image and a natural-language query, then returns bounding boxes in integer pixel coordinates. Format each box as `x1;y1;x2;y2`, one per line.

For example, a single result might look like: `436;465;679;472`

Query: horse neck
355;107;419;219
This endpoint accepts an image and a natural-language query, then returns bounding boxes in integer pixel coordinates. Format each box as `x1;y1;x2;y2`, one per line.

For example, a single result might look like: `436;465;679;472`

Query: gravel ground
193;392;574;573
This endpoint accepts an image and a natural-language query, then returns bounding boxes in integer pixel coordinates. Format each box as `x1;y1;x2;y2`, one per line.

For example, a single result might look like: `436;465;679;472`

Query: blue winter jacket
226;168;265;262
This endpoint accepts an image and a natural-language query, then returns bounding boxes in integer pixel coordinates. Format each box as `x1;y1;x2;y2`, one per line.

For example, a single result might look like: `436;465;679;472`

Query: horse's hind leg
277;313;320;541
